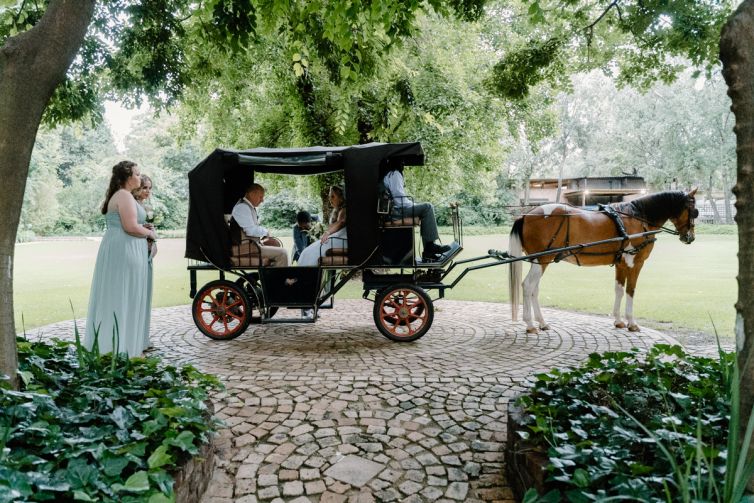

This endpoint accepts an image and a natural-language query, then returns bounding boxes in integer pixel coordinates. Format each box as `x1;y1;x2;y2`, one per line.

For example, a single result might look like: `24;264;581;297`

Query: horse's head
669;188;698;244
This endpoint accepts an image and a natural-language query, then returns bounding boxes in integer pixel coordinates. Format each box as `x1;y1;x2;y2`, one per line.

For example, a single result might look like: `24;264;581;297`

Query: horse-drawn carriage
185;142;698;341
185;142;469;342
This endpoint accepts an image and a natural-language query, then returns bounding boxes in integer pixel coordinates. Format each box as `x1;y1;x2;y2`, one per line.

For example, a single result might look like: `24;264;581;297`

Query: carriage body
185;142;463;342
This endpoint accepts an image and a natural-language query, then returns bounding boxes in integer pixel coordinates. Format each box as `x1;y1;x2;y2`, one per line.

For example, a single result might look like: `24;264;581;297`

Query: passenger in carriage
382;163;450;261
291;210;317;263
231;182;289;267
297;186;347;267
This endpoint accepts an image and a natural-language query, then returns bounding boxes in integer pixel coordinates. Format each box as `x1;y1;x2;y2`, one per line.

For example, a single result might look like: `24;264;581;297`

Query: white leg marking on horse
522;264;543;332
622;245;636;268
626;294;640;331
613;280;625;326
540;203;565;218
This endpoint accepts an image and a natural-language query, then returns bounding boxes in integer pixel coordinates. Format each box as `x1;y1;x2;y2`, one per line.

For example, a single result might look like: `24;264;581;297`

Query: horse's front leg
625;261;645;332
522;262;544;334
613;266;628;329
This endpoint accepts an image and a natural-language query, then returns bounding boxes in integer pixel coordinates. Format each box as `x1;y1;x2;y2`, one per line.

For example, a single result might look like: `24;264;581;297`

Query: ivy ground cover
517;345;735;502
0;337;221;502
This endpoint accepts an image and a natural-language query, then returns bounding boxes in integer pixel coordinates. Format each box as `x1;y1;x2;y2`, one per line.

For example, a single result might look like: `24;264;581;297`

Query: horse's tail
509;218;524;321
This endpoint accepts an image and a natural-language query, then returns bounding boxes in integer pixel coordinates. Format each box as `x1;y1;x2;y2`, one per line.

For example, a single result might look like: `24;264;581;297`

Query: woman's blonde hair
132;174;153;201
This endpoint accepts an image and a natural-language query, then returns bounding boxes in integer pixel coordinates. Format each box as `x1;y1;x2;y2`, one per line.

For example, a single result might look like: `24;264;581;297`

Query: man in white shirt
231;183;289;267
383;167;451;261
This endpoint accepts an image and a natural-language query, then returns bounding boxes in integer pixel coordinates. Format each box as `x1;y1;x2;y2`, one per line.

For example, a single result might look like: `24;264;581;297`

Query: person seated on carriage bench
291;210;319;263
382;164;451;261
231;182;289;267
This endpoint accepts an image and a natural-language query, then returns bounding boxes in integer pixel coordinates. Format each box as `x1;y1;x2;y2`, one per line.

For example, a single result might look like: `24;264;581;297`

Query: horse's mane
614;191;688;225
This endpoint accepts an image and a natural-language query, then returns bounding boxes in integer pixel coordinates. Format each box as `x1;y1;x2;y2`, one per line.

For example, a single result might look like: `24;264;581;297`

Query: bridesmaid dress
85;201;151;356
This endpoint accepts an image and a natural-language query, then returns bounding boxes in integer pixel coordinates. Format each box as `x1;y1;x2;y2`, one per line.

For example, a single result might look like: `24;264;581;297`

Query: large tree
1;0;96;388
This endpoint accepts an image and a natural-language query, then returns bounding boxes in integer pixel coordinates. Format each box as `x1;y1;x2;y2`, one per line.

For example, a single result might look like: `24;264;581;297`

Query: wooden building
523;176;647;207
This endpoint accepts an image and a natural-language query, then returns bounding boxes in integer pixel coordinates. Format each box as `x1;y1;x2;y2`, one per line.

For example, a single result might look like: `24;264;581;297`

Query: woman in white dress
297;186;346;266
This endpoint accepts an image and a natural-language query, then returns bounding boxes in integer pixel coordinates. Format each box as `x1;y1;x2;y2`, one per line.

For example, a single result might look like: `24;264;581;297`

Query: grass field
13;231;737;336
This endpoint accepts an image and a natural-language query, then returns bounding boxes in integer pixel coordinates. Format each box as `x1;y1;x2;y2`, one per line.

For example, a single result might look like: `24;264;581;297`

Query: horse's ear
688;187;698;197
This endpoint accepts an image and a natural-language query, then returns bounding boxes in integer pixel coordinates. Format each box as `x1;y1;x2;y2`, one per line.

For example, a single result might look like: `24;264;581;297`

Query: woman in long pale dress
297;186;347;267
132;174;156;350
85;161;157;356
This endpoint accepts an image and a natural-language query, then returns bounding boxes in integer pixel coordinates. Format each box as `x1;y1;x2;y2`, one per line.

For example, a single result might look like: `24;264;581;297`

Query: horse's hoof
526;327;538;334
614;322;626;329
539;324;551;331
628;324;641;332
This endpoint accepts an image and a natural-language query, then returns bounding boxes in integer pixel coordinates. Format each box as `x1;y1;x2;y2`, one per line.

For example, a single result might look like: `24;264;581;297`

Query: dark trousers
392;202;439;243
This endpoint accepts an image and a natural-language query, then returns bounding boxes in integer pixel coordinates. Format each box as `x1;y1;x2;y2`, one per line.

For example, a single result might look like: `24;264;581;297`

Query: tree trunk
720;0;754;490
0;0;96;388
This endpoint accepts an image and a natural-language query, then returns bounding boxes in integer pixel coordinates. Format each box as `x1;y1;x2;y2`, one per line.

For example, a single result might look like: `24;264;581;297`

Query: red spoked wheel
373;284;434;342
192;280;251;340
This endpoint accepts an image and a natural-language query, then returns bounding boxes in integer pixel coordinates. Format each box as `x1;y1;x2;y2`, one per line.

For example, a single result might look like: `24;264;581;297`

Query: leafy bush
517;345;735;502
257;193;320;230
435;193;513;227
0;336;222;502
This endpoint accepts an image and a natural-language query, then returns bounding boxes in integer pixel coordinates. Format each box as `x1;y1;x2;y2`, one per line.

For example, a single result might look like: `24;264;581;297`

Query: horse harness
540;204;656;266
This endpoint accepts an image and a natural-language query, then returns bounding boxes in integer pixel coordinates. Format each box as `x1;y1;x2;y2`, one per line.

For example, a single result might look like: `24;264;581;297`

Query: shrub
257;193;320;230
0;336;222;502
517;345;735;501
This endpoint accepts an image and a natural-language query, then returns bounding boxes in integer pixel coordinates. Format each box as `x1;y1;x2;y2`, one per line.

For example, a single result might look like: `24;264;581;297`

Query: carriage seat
318;247;348;266
230;239;272;268
382;216;421;227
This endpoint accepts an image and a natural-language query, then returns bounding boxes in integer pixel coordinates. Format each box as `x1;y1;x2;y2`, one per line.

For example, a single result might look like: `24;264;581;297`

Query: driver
382;164;450;261
231;182;289;267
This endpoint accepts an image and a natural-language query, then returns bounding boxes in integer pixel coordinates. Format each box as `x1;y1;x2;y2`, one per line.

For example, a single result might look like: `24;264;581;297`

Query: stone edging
172;402;217;502
505;397;550;500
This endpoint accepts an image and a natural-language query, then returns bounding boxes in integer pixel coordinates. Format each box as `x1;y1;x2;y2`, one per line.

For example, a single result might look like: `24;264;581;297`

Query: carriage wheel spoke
386;298;402;310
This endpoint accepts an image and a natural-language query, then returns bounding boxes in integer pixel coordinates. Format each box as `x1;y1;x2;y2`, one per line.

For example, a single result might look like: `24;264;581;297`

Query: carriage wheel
234;277;278;323
192;280;251;340
373;284;434;342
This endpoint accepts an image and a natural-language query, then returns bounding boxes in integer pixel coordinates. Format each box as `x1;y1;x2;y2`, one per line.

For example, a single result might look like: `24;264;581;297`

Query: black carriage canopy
185;142;425;268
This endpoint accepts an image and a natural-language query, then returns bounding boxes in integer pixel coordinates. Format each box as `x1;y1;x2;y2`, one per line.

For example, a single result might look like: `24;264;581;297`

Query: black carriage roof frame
185;142;425;269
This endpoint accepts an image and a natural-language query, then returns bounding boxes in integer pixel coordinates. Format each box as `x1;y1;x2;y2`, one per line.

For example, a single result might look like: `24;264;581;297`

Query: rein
609;209;680;236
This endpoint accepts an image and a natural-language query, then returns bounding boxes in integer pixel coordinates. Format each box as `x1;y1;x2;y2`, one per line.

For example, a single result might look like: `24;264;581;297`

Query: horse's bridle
610;192;697;242
682;195;698;243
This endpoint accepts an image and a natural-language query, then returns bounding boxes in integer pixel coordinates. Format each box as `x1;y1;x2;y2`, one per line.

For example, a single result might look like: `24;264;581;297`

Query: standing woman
132;174;155;349
297;186;347;266
86;161;156;356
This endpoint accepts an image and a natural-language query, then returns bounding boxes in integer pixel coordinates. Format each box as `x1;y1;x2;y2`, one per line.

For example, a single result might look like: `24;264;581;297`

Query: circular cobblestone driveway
37;300;677;503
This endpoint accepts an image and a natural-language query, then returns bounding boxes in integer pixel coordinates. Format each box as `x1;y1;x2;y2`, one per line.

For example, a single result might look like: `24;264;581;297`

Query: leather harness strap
598;204;629;264
535;205;657;266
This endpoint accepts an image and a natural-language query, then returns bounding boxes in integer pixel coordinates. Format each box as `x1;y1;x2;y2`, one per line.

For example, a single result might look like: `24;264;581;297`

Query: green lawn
13;232;737;336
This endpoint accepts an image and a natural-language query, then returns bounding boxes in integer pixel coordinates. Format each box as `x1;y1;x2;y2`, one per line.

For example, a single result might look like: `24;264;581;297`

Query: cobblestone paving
36;300;678;503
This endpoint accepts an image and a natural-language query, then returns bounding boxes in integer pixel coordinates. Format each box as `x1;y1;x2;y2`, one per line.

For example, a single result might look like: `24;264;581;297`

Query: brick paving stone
282;480;304;497
35;301;681;503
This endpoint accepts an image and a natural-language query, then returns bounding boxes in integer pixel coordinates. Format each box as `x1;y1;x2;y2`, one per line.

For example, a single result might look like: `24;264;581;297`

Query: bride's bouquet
307;220;326;241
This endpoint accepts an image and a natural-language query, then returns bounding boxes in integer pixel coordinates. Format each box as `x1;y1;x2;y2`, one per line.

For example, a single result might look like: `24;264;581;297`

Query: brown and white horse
508;189;698;333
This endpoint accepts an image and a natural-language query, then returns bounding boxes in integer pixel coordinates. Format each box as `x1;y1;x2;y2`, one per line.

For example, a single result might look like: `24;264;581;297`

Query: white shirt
232;198;268;238
383;170;413;209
